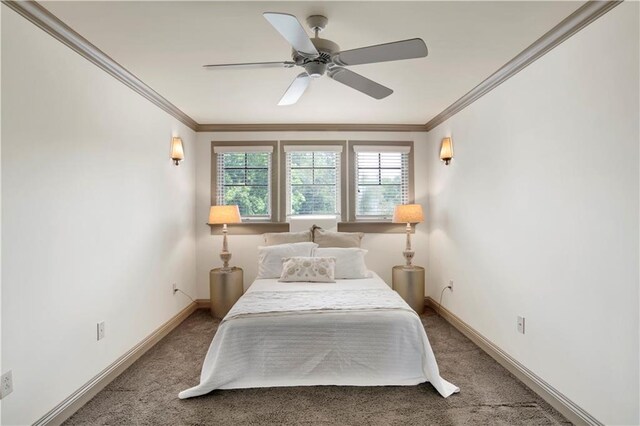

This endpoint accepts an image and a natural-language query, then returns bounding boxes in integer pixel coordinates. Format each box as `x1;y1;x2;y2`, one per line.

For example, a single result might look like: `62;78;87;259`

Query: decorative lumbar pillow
263;230;312;246
313;247;370;279
279;256;336;282
257;242;318;279
313;228;364;248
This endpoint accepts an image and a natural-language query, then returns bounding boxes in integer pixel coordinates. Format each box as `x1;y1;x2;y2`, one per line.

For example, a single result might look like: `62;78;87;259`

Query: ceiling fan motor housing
293;38;340;78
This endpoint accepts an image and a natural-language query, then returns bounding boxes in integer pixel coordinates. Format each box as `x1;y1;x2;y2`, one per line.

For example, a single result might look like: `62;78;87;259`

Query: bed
179;273;458;399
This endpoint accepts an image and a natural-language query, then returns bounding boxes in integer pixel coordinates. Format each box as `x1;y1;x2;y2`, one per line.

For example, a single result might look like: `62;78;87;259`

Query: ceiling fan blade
328;68;393;100
278;72;311;106
203;61;295;69
332;38;428;66
263;12;319;59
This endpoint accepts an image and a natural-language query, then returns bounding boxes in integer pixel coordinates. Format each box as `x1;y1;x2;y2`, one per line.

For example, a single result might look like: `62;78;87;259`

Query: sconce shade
171;137;184;165
440;137;453;165
392;204;424;224
208;205;242;225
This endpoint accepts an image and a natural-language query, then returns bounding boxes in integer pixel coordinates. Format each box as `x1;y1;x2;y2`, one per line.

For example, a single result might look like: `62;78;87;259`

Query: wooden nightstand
209;267;243;319
392;265;425;314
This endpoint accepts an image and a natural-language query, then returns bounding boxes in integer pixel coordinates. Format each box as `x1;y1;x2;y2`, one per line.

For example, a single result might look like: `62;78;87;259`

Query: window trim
279;141;347;222
211;141;279;223
348;141;414;222
209;140;416;234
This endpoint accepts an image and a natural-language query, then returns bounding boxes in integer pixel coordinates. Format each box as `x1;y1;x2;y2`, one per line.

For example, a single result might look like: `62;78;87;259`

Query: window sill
208;221;417;235
208;222;289;235
338;222;416;234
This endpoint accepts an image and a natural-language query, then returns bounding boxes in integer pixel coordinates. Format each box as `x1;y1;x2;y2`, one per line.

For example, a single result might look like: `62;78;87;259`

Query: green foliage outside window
288;152;338;215
217;147;408;220
219;152;270;217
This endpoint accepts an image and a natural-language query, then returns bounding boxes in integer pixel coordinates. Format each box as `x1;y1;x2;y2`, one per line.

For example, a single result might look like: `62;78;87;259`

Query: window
214;145;273;220
284;145;342;216
211;141;413;231
354;145;411;220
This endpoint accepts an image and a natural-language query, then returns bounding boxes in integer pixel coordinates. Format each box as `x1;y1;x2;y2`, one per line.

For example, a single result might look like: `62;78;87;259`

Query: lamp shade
208;205;242;225
171;137;184;164
392;204;424;224
440;137;453;164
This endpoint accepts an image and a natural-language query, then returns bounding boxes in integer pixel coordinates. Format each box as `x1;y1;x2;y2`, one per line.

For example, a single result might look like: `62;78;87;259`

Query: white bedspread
179;274;459;399
224;288;415;320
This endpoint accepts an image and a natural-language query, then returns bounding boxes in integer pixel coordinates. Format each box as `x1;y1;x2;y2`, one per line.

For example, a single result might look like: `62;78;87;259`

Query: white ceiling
45;1;583;125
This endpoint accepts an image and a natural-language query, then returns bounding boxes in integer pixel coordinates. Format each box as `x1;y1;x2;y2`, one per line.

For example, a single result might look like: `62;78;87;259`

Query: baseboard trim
425;297;602;426
25;295;603;425
33;302;200;426
196;298;211;309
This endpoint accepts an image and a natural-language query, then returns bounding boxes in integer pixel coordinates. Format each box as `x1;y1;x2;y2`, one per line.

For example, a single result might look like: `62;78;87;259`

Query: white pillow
279;257;336;282
257;242;318;279
312;247;370;279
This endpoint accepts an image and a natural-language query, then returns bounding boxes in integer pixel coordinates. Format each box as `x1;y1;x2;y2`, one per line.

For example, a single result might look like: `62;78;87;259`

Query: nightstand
209;267;243;319
392;265;425;314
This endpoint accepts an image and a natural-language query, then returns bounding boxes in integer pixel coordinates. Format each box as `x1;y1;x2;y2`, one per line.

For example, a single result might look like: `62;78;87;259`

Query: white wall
1;7;197;425
426;4;639;425
195;131;429;297
0;5;3;422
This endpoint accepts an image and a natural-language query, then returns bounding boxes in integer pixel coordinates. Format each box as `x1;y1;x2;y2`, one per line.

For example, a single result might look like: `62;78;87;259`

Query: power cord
437;283;453;317
173;287;195;303
437;283;454;348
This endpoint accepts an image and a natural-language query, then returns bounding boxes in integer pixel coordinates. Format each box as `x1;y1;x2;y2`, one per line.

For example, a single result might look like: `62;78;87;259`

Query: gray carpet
64;309;570;425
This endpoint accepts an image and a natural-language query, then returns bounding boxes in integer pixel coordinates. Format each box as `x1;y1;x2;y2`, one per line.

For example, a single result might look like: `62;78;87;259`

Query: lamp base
220;251;232;272
402;223;416;268
403;249;415;268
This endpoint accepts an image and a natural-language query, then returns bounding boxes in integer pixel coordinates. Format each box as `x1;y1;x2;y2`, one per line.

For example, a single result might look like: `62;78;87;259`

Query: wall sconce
440;137;453;165
171;137;184;166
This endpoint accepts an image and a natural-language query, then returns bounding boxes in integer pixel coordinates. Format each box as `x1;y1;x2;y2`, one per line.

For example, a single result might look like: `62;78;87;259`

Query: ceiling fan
203;13;429;106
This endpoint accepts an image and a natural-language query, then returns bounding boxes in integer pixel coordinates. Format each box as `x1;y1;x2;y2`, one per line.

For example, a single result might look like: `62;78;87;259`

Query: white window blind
355;148;409;219
286;149;341;216
216;149;272;219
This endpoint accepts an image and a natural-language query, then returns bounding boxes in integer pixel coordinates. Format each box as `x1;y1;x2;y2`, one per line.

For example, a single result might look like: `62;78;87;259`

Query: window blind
216;150;271;219
355;150;409;219
286;150;340;216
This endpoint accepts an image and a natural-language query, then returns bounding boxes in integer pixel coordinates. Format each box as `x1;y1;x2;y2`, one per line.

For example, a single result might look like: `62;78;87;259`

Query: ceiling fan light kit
203;12;429;106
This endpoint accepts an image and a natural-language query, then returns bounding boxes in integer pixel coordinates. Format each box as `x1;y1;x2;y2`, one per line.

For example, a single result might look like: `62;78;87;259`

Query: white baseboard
425;297;602;426
33;302;200;426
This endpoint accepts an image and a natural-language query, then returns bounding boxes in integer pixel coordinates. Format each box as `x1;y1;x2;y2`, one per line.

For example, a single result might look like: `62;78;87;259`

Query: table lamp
392;204;424;268
208;205;242;271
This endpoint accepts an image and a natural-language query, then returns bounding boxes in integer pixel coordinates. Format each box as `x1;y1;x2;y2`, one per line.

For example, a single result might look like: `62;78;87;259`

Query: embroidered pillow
279;256;336;283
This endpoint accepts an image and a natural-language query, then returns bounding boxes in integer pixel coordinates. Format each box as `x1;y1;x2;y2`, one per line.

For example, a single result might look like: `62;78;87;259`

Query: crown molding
4;0;620;135
196;123;428;133
2;0;199;131
424;0;622;131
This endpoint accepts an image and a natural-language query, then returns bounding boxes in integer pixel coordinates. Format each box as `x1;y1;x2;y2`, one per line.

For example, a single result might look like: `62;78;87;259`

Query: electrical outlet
448;280;454;291
172;283;177;294
1;371;13;399
97;321;105;341
517;316;525;334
